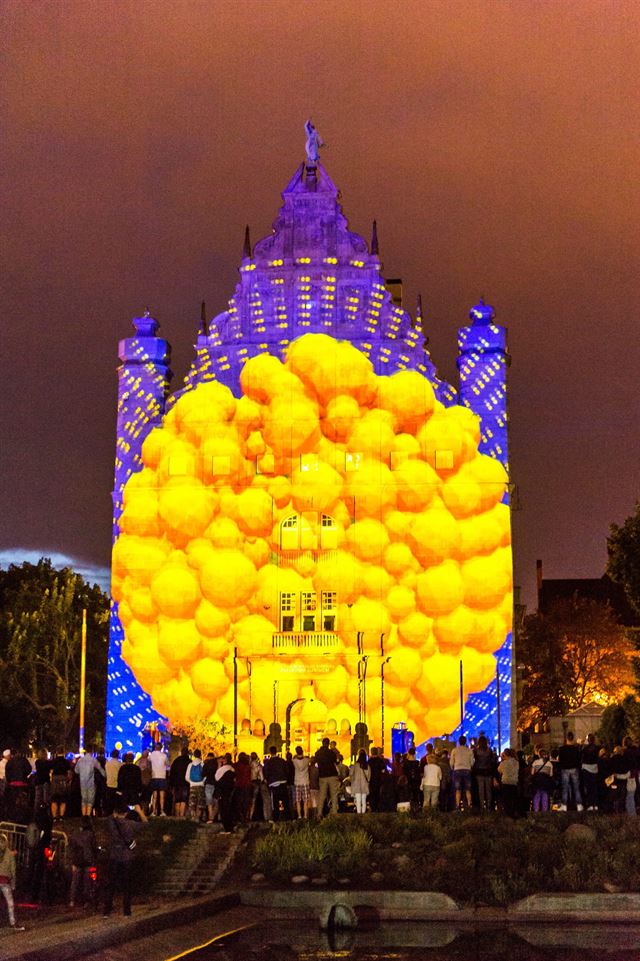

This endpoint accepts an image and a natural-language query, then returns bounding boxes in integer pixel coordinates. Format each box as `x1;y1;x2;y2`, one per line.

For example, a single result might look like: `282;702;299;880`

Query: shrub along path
248;811;640;906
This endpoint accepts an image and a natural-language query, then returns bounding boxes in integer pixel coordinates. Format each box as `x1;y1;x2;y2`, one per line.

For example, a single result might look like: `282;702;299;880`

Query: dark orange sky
1;0;638;609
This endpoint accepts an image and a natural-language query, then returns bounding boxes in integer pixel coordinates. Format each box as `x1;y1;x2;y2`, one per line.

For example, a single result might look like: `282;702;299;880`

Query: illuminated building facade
106;147;513;756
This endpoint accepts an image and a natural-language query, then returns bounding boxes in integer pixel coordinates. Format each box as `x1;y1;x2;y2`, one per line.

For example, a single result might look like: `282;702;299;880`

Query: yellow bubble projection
112;333;512;740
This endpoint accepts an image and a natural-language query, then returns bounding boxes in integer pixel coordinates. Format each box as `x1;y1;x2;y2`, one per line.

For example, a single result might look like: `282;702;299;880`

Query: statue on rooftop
304;120;324;164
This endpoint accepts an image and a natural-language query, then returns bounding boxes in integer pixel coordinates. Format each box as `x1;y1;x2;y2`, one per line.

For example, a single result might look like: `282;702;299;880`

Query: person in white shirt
421;752;442;808
149;745;169;816
75;750;105;816
292;746;311;818
450;735;475;810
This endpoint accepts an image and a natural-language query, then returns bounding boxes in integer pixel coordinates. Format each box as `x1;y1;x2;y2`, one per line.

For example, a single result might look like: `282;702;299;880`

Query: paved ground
1;891;246;961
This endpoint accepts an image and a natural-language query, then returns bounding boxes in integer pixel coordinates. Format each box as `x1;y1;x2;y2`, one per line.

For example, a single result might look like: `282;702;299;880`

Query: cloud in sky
0;549;111;594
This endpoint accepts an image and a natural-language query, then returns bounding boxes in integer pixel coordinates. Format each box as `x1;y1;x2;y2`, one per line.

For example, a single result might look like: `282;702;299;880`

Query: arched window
280;512;337;551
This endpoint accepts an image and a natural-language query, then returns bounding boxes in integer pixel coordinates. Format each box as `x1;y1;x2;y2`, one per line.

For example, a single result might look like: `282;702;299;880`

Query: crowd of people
0;729;638;929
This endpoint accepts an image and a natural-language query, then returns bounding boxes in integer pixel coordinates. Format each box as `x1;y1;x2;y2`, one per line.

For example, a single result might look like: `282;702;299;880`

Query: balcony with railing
272;632;339;651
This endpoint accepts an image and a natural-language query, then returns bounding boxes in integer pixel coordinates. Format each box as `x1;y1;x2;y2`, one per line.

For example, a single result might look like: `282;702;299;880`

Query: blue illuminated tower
453;297;512;747
457;298;509;468
106;312;171;751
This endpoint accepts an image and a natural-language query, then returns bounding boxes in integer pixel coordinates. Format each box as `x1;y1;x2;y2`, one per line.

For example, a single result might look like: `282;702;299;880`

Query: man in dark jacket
558;731;583;811
169;748;191;818
103;801;141;916
315;738;339;817
213;754;236;833
263;747;291;821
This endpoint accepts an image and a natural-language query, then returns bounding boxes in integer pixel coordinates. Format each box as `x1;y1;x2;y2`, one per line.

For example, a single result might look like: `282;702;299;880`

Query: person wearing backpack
531;747;555;812
186;749;206;821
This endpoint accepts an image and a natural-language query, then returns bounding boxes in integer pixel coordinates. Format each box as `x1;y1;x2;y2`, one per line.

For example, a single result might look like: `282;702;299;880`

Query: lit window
345;452;362;472
300;453;318;472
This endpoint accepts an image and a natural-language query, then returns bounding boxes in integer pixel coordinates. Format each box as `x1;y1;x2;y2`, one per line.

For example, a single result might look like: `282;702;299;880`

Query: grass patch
248;812;640;904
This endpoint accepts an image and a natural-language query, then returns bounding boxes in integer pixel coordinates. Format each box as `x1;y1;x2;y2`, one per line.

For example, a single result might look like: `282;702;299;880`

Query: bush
246;811;640;903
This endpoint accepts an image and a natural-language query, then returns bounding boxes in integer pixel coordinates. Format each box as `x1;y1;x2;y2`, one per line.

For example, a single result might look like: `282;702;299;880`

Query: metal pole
79;608;87;752
496;664;502;754
381;657;390;755
459;659;464;731
233;647;238;757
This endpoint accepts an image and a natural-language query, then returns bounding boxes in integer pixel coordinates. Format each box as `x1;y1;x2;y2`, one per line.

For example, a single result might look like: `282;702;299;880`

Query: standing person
149;744;169;816
138;750;152;814
75;750;104;817
69;816;98;908
102;801;141;917
30;803;53;903
349;750;370;814
292;746;311;819
473;736;495;811
558;731;584;811
315;738;339;817
104;750;122;816
403;747;422;812
610;745;630;814
50;749;71;820
117;754;146;819
33;750;52;812
498;749;520;817
436;750;453;811
202;753;219;825
248;752;270;822
263;747;291;822
623;736;639;816
450;736;474;811
5;750;33;819
214;754;236;833
307;758;319;819
185;749;206;821
367;748;386;813
0;832;24;931
421;749;442;809
0;750;10;815
530;748;555;812
169;748;191;818
233;752;252;823
581;734;600;811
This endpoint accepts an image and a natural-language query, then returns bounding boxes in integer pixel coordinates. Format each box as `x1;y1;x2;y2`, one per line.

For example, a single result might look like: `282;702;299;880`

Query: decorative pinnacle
304;119;324;164
417;293;429;346
371;219;379;256
243;224;252;259
200;300;207;337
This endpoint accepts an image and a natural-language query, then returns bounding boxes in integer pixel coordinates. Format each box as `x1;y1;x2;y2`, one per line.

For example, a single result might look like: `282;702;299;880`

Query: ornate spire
200;300;207;337
371;219;379;256
243;224;252;260
417;293;429;345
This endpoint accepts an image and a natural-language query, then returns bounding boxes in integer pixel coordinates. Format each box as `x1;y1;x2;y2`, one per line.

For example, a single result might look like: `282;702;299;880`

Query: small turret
457;297;509;469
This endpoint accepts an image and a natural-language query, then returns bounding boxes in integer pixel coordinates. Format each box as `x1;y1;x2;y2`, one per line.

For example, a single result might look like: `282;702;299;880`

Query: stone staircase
154;823;248;900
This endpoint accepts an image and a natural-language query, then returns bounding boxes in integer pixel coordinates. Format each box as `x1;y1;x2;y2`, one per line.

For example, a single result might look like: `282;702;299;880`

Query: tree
598;695;640;749
518;595;634;729
0;559;109;749
171;719;231;757
607;501;640;615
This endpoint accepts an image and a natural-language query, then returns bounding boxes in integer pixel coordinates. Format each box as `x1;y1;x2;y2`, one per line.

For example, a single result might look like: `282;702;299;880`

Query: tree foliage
171;719;231;757
598;695;640;749
518;595;633;728
607;501;640;615
0;559;109;749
